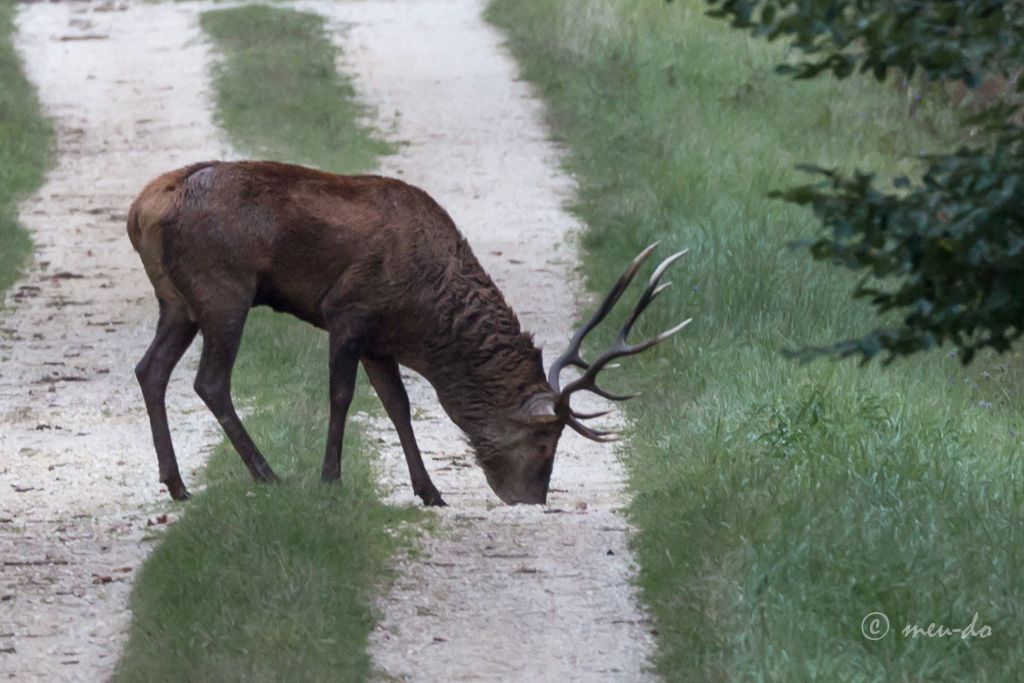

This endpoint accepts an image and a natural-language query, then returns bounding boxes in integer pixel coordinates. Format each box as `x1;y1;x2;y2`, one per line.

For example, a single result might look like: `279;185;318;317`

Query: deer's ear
514;393;559;424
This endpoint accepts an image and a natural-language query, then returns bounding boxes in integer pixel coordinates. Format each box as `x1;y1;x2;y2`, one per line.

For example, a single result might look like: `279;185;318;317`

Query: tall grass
0;2;51;295
115;7;409;682
489;0;1023;680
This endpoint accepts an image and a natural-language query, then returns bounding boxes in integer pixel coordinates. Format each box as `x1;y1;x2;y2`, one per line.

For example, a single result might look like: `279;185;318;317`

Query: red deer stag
128;161;688;506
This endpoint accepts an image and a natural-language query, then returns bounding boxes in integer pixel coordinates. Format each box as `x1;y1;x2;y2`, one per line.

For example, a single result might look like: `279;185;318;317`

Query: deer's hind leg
136;299;199;500
320;312;373;483
192;306;278;484
319;279;374;484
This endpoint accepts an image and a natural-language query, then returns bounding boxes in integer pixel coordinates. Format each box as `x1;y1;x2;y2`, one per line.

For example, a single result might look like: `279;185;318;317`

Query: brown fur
129;160;563;505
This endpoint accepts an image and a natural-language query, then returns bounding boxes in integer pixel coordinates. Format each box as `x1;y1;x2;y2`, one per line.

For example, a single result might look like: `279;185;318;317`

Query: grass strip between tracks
115;6;413;682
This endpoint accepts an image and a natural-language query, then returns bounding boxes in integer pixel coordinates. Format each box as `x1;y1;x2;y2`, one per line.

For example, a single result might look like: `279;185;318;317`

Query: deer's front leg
321;324;363;483
362;355;446;507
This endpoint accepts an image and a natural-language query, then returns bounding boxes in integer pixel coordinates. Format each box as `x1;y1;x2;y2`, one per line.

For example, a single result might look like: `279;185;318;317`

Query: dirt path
1;1;654;680
0;3;229;680
303;1;658;679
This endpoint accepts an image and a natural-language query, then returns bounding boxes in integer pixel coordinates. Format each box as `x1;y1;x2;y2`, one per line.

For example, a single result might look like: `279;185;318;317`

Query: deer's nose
497;487;547;506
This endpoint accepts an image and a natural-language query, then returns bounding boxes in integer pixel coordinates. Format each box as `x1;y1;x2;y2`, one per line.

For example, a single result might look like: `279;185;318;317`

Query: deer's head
479;243;691;505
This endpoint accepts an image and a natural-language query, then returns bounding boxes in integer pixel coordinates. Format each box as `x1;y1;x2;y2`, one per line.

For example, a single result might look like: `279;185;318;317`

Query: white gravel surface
0;3;229;680
302;1;658;680
1;1;657;681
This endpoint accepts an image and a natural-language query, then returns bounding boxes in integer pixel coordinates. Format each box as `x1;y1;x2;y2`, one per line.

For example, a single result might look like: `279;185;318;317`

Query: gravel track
0;3;229;679
303;1;658;679
0;2;656;680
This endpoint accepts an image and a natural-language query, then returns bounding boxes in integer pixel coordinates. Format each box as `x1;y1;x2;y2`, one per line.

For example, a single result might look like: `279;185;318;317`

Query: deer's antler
548;243;691;441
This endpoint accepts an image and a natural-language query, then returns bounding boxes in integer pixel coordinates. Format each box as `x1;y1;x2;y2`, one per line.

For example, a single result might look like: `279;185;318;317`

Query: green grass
200;4;390;171
488;1;1022;680
115;6;408;682
0;2;51;295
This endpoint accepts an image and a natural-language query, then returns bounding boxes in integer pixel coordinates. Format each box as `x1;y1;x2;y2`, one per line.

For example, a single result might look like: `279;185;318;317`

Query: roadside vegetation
704;0;1024;365
488;0;1022;679
115;7;409;682
0;2;51;295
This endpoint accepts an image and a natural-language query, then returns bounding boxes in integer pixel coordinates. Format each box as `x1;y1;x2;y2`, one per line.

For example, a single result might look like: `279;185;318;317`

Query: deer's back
128;161;466;330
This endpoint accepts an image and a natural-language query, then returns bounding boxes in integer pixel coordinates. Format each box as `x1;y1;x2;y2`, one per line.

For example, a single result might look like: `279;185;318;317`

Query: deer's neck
410;240;549;450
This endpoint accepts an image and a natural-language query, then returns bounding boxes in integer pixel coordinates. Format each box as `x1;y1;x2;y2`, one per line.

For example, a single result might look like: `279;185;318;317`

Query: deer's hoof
252;465;279;484
165;479;191;501
420;491;447;507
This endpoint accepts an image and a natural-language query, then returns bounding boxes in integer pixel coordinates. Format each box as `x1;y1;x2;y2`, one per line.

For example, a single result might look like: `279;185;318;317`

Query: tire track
302;1;658;679
0;3;229;679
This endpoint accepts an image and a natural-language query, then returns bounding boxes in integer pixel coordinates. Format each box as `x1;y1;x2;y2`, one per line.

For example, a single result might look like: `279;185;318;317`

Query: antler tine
566;415;621;442
570;408;613;420
557;248;691;408
566;316;692;397
566;372;639;403
547;242;660;391
622;317;692;356
618;249;688;343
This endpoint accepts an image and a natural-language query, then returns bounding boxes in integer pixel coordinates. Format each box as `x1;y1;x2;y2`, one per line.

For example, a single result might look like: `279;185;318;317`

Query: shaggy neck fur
411;237;551;460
